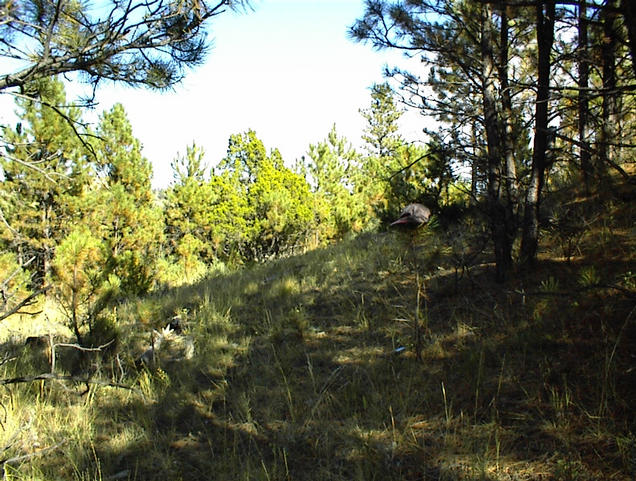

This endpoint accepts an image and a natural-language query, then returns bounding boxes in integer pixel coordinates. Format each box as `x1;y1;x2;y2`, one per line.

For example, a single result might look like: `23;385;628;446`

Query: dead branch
49;339;116;374
0;373;142;396
0;440;67;472
53;339;115;352
0;285;50;323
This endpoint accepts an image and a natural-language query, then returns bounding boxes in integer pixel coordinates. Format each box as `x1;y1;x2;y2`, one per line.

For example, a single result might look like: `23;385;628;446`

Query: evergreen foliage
0;3;634;478
305;125;373;240
0;0;248;92
0;78;92;284
218;130;315;261
359;83;469;222
0;252;33;320
51;226;117;343
93;104;163;295
163;142;223;279
359;82;407;221
350;0;635;280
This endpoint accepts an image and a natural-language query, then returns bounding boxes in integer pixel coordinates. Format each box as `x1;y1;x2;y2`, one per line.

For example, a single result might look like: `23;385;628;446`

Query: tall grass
1;189;635;480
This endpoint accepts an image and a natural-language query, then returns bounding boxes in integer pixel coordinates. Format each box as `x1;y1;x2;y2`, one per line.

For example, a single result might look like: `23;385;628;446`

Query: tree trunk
620;0;636;78
498;3;518;203
521;0;556;266
481;3;512;282
42;199;53;283
598;0;619;176
578;0;592;193
497;3;518;270
470;125;480;205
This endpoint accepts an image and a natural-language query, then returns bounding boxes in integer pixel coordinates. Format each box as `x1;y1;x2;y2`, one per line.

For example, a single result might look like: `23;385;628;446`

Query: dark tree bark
470;126;481;205
578;0;592;193
598;0;620;175
498;3;519;203
620;0;636;78
497;2;519;275
521;0;556;266
481;3;513;282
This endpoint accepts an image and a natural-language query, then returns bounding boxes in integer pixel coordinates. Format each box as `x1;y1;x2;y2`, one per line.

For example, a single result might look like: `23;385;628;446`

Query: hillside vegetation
0;179;634;481
2;1;636;479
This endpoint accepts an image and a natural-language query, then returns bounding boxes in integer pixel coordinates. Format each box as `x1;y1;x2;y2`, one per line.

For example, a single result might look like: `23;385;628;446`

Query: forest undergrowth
0;180;634;481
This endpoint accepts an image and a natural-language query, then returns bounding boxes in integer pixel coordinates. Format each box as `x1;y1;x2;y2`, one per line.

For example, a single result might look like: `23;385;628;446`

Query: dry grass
0;180;634;480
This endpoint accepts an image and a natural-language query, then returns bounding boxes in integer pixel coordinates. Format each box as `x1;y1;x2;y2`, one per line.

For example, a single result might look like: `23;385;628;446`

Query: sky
2;0;427;189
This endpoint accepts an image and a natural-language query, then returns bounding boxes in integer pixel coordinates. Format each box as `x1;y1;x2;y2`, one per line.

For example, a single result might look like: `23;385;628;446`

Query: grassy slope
1;184;634;480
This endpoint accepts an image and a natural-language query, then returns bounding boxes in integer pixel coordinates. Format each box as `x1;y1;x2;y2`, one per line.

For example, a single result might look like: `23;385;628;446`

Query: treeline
0;77;463;337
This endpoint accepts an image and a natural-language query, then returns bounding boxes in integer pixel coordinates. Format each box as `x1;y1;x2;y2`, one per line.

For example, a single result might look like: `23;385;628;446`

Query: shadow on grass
7;224;633;480
95;253;633;480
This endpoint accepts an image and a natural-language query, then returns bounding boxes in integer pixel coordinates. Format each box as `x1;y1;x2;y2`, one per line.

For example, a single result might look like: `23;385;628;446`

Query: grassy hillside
0;186;634;480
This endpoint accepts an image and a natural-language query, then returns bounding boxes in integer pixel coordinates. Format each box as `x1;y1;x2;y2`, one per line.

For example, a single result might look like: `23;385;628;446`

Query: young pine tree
217;131;314;260
306;125;372;240
359;82;407;219
92;104;163;294
51;227;118;343
163;142;217;278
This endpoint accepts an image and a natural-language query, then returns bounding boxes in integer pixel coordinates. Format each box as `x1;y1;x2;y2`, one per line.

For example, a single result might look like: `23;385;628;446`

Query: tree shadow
27;230;634;480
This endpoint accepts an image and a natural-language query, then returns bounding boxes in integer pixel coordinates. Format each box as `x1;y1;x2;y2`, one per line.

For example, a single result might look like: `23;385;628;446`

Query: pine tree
351;0;634;278
0;252;34;322
350;1;532;280
92;103;163;294
207;172;250;263
359;82;413;220
164;142;218;278
164;141;252;270
306;125;370;240
1;0;248;92
361;82;405;160
0;77;92;284
217;130;314;260
51;227;108;343
249;150;314;258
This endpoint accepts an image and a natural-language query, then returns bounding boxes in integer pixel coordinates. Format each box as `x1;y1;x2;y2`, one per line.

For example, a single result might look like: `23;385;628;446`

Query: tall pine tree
0;77;92;284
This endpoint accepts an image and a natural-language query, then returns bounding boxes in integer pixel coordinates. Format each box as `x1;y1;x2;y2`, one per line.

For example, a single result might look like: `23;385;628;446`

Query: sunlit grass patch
0;381;103;479
0;299;72;345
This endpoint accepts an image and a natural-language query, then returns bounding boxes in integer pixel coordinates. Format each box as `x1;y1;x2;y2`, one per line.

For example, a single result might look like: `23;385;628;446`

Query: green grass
1;188;635;480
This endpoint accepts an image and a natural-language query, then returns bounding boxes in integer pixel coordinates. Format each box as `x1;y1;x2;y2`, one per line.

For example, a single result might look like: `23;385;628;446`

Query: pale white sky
2;0;428;189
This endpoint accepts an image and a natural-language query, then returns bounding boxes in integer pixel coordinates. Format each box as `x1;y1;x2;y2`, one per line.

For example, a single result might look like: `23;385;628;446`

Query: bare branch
0;285;50;323
53;339;115;352
0;440;67;468
0;150;62;182
0;372;142;397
